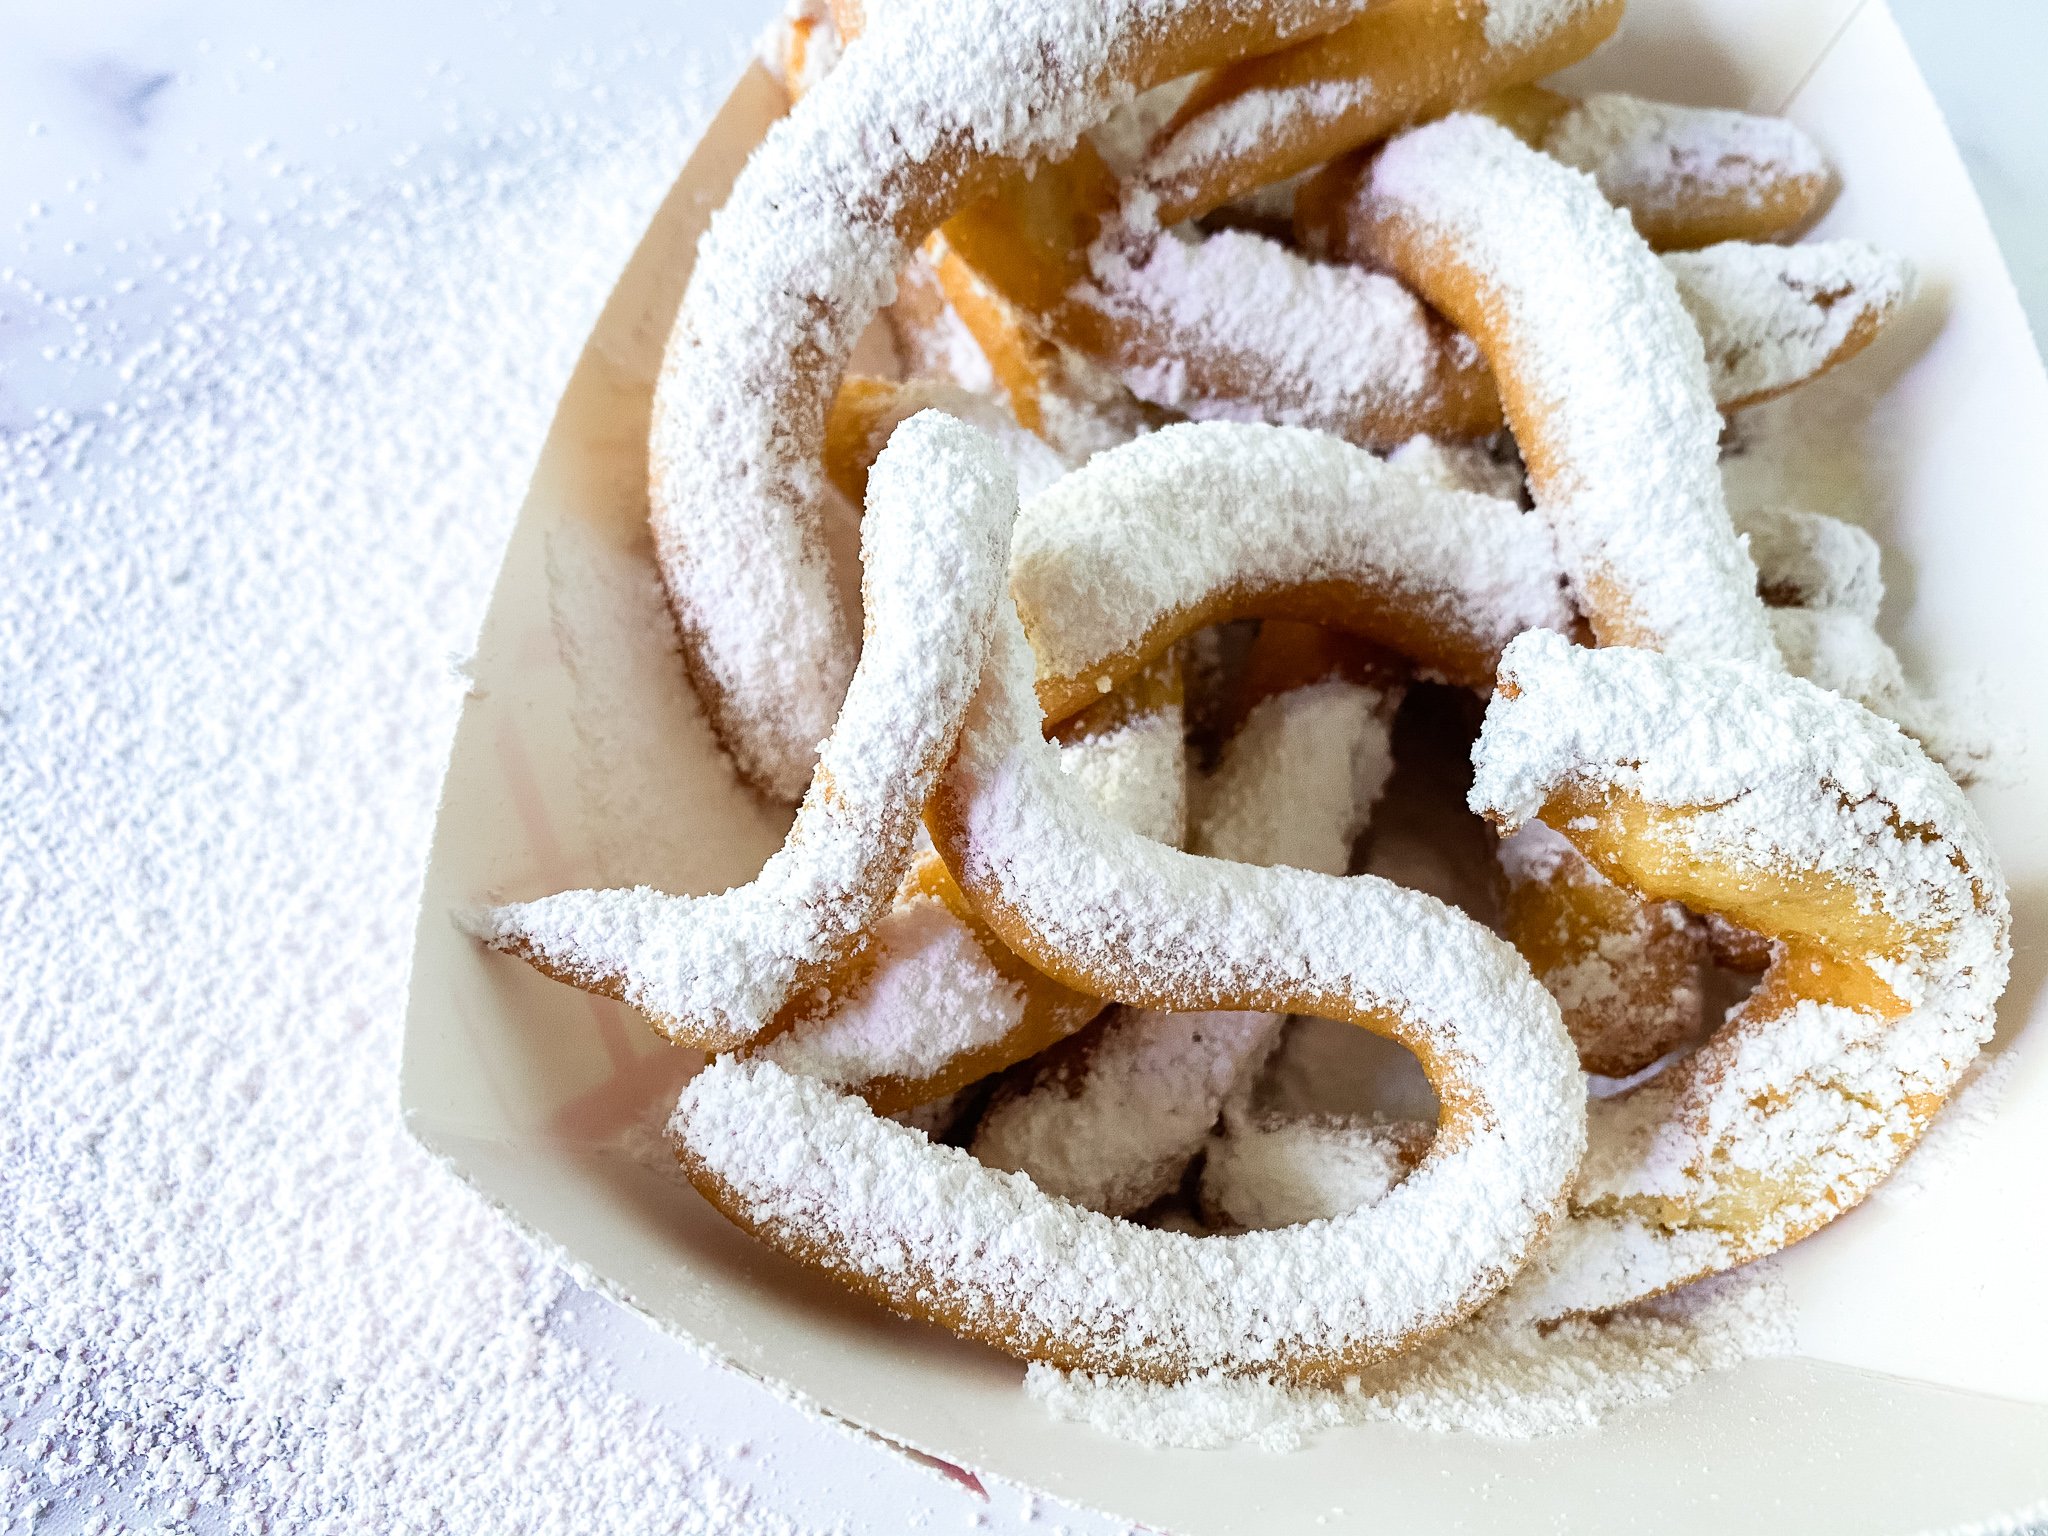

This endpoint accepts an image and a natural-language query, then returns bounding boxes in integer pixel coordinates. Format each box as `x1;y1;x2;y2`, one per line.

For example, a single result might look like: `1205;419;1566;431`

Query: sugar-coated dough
1471;633;2010;1318
469;415;1014;1049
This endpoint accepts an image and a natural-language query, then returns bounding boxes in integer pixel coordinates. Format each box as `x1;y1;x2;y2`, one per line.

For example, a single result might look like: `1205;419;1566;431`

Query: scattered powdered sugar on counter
1026;1266;1792;1449
0;38;998;1536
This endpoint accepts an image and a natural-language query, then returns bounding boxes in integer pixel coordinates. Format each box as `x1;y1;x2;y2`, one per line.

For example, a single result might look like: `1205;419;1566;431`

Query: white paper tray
402;4;2048;1529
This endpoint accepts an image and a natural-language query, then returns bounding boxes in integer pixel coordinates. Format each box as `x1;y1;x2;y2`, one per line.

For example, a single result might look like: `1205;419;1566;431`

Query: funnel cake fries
465;0;2011;1409
672;603;1584;1384
655;0;1374;799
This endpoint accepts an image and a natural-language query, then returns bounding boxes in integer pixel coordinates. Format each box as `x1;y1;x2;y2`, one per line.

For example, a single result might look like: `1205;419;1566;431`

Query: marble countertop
2;3;2041;1533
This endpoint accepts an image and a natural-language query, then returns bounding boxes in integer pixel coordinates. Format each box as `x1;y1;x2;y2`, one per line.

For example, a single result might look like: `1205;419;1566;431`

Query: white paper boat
403;3;2048;1529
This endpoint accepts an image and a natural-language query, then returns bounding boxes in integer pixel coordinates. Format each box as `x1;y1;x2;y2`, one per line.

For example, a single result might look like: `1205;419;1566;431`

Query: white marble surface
1;3;2042;1533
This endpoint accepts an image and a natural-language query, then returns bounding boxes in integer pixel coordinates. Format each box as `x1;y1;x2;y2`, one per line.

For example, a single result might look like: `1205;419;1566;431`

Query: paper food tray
402;3;2048;1530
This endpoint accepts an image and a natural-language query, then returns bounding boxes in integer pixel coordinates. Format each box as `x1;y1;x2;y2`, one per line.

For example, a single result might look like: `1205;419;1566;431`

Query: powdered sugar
1027;1266;1791;1447
1668;239;1914;408
1770;605;1998;781
837;375;1073;499
759;895;1028;1086
974;671;1392;1218
1471;631;2012;1317
1388;431;1528;503
1738;503;1886;621
652;0;1368;800
472;414;1017;1047
1188;679;1393;872
1010;421;1572;698
1369;113;1779;666
1200;1112;1428;1232
976;1008;1280;1215
1482;0;1610;52
1057;704;1189;847
1084;201;1461;438
1545;92;1827;229
1144;80;1373;189
0;38;915;1531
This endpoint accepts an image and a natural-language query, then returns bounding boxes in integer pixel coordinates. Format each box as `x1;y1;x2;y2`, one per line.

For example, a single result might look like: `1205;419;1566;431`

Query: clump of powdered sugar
1737;503;1885;621
1188;678;1393;873
1200;1112;1429;1233
1025;1266;1792;1449
1057;706;1189;848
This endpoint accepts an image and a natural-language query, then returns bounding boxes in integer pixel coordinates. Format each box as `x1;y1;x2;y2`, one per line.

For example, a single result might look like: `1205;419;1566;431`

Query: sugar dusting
1010;421;1573;691
1368;113;1779;666
652;0;1371;798
973;674;1391;1217
1545;92;1827;227
1027;1266;1792;1449
759;895;1028;1086
1483;0;1609;52
1472;633;2011;1319
675;602;1587;1381
1084;195;1456;434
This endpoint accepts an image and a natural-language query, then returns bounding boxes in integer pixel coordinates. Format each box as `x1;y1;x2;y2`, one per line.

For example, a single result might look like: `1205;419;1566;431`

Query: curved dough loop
670;596;1584;1384
472;415;1014;1050
1471;632;2010;1317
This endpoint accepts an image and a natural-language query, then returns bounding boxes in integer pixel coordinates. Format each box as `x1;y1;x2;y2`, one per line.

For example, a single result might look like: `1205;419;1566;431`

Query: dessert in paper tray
404;2;2048;1530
